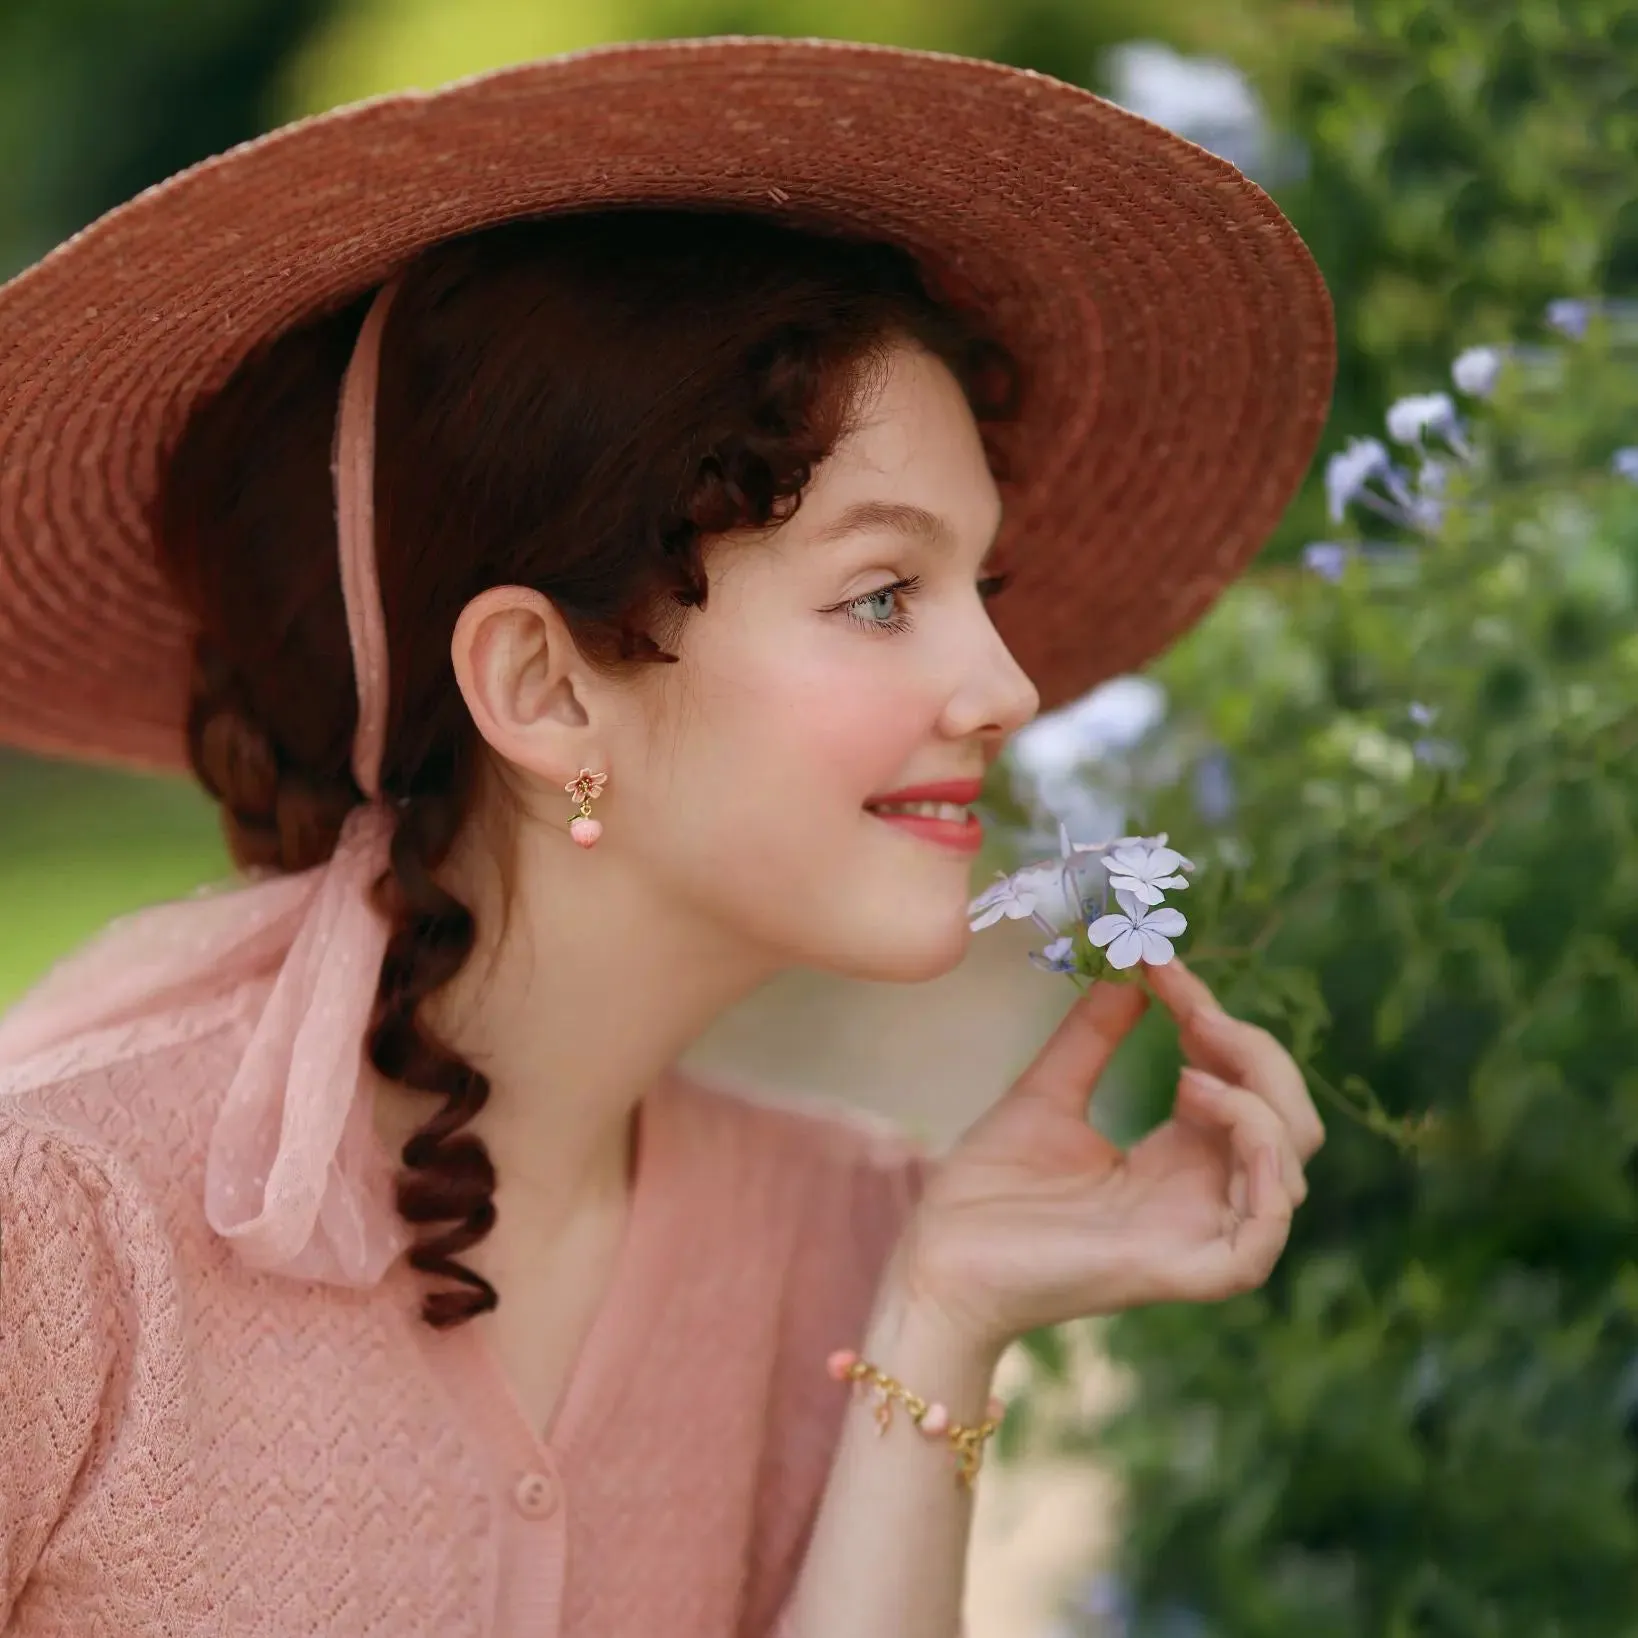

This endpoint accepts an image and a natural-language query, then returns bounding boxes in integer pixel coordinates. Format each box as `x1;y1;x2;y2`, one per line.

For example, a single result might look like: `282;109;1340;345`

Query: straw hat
0;34;1334;775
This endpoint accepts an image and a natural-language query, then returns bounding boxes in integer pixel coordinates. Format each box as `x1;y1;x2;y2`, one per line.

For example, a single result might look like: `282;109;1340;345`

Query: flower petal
1136;929;1177;965
967;876;1011;909
1452;344;1504;398
1100;846;1141;873
1087;914;1131;949
1105;929;1144;969
1140;907;1187;936
1114;888;1147;918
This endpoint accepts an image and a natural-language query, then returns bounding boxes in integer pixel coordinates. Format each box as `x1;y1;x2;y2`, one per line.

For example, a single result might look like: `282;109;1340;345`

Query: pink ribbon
0;277;414;1287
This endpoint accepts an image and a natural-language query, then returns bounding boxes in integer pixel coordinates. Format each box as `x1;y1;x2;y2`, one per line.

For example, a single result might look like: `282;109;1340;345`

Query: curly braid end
368;788;501;1327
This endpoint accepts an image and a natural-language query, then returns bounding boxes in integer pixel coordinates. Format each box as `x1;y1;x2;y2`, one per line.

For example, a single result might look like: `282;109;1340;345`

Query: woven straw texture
0;34;1335;773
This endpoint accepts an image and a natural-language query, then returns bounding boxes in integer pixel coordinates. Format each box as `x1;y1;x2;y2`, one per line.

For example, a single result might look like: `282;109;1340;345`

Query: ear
449;585;604;789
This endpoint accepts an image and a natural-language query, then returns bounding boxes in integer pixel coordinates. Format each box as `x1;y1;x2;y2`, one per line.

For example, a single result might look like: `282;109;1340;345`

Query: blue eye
838;570;1010;635
845;576;922;633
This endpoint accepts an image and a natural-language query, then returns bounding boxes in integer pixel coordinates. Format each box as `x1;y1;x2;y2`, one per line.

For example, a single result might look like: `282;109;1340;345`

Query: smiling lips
863;778;985;854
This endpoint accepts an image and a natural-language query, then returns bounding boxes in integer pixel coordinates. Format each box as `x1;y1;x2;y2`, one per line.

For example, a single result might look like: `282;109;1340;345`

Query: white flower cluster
1311;297;1638;572
967;823;1194;974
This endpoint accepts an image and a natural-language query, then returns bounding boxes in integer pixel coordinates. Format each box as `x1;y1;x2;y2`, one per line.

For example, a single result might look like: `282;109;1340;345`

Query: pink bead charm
569;816;602;848
826;1349;860;1382
919;1403;950;1436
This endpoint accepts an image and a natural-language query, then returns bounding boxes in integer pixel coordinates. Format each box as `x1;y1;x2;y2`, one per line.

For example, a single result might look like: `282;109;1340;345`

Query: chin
831;907;974;985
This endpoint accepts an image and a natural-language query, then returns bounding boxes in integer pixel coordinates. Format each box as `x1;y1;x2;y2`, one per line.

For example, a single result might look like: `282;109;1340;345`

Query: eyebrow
809;499;1004;558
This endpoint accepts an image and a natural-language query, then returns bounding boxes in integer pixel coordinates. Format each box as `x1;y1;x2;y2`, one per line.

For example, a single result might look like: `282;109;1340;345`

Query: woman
0;36;1331;1638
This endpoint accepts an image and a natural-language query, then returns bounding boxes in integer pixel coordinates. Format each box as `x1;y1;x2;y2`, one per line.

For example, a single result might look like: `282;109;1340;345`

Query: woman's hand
893;958;1326;1355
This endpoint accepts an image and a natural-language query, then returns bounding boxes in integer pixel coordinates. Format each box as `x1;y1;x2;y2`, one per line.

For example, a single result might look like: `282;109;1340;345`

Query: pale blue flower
969;823;1102;935
1545;296;1638;340
1406;704;1462;767
1071;830;1193;868
1326;437;1442;534
1089;889;1188;969
967;872;1043;931
1452;345;1504;398
1409;495;1446;534
1302;541;1353;582
1387;392;1473;465
1386;391;1457;446
1028;936;1077;975
1192;746;1236;825
967;862;1078;933
1547;298;1593;339
1613;447;1638;484
1414;737;1465;770
1326;436;1392;522
1101;841;1192;906
1009;676;1167;782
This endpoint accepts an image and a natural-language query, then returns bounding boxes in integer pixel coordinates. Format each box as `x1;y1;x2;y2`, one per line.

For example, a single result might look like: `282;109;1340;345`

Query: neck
374;805;778;1244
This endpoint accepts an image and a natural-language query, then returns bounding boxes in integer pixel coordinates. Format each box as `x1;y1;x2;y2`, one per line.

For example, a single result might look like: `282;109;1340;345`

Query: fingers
1172;1147;1295;1304
1175;1067;1306;1204
1010;980;1149;1117
1144;959;1326;1161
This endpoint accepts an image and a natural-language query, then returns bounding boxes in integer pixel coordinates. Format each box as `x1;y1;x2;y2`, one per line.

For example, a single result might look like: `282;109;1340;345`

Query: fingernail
1179;1067;1222;1096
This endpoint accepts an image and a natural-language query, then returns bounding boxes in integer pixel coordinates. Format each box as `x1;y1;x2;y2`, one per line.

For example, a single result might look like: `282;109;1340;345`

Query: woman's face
613;338;1041;983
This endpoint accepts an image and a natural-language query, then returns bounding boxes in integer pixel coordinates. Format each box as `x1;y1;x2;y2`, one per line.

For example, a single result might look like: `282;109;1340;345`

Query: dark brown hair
151;206;1023;1328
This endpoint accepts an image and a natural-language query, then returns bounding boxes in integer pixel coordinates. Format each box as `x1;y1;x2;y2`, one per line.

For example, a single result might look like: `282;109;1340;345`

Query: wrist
864;1247;1007;1419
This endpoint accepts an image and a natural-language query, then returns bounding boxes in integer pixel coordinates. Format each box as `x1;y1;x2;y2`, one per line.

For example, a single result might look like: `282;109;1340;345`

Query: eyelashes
842;570;1013;634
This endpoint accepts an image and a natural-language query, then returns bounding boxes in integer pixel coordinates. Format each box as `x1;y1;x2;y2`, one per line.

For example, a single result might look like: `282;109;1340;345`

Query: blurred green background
4;4;1637;1635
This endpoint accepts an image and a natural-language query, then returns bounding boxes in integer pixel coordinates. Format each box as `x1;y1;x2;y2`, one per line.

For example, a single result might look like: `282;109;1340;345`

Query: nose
939;618;1041;742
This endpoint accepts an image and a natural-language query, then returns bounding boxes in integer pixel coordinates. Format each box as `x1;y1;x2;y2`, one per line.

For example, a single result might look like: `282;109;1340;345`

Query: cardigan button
512;1470;559;1520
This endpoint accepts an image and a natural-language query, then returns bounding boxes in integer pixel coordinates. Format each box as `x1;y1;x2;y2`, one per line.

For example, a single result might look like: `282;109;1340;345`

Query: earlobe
449;585;591;777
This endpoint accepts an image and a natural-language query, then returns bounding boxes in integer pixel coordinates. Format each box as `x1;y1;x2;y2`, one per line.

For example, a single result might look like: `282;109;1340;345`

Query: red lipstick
864;778;985;806
863;778;985;855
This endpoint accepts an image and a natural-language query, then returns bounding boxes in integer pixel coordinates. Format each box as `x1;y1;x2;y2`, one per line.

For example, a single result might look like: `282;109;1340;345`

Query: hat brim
0;34;1334;774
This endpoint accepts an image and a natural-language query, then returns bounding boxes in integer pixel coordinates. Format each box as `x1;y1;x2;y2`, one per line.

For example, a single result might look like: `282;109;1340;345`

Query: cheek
721;650;938;819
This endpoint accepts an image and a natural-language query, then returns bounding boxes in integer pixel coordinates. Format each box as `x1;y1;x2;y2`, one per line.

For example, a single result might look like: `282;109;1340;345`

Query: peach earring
565;768;607;847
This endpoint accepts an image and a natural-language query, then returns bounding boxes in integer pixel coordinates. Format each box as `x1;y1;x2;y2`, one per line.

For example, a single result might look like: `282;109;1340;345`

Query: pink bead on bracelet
826;1348;1006;1490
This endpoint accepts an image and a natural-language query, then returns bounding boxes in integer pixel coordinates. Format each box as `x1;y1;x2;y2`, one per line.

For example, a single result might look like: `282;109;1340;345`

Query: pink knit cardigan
0;973;926;1637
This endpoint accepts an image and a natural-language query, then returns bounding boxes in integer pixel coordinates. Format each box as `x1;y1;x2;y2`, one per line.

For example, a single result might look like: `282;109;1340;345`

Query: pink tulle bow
0;806;412;1287
0;275;415;1290
202;803;411;1283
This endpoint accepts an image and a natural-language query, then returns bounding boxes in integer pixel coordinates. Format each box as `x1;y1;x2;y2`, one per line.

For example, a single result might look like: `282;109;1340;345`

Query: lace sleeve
0;1118;126;1623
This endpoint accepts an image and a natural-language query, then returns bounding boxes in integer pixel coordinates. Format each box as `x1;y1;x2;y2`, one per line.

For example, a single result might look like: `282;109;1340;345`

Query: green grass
0;754;229;1008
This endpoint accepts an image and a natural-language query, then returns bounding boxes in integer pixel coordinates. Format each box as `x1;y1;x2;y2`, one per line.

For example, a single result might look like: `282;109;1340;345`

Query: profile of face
455;338;1041;988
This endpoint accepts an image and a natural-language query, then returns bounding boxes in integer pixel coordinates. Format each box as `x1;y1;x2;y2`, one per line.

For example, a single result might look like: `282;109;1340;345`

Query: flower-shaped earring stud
565;768;607;848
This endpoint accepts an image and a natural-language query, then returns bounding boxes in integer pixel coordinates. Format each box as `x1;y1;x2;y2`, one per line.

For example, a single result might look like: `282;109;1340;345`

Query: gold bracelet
826;1349;1006;1490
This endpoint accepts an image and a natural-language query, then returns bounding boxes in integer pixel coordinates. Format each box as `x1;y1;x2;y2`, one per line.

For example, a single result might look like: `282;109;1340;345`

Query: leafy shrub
1239;0;1638;558
1007;308;1638;1637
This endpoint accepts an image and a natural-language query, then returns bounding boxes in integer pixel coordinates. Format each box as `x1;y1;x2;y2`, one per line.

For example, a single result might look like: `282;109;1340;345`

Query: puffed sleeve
0;1120;126;1624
